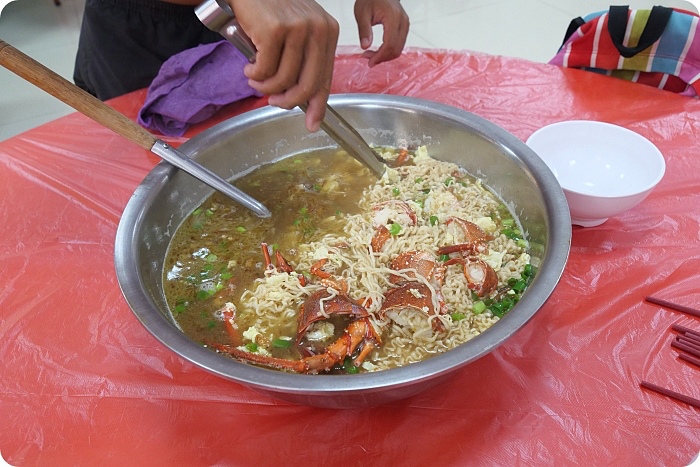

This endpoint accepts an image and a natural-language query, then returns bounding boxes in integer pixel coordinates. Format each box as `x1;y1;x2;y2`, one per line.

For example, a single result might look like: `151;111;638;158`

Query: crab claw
296;290;368;344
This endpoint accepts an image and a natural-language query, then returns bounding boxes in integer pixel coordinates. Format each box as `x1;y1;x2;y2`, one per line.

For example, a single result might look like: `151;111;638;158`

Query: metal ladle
195;0;388;177
0;40;272;218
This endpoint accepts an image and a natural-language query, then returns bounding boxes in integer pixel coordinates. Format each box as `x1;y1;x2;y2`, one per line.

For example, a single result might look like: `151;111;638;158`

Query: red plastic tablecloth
2;48;699;466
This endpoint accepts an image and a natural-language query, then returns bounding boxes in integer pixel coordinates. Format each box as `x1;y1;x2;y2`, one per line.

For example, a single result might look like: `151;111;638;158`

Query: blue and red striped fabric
550;8;700;97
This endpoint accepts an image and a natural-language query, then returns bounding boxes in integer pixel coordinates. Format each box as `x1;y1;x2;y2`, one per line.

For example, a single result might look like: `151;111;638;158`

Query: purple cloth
138;40;261;136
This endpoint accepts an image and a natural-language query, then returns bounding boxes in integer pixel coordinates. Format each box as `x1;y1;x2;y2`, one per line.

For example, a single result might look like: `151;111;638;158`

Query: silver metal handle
196;0;257;62
151;140;271;218
195;0;387;177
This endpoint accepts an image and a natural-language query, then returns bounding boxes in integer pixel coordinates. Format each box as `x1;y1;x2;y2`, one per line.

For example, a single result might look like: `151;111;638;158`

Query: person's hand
227;0;339;132
353;0;409;67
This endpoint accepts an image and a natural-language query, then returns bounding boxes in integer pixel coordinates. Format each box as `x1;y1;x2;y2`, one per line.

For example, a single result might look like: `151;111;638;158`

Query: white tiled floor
0;0;697;141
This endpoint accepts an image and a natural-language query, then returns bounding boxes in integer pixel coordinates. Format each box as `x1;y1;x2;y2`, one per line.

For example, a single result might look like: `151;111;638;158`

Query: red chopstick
672;323;700;342
672;340;700;359
646;296;700;318
677;336;700;351
669;323;700;367
679;353;700;368
640;381;700;409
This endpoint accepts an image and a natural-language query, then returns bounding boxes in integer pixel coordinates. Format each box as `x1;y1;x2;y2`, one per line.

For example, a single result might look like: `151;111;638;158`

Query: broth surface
164;147;533;374
164;148;368;345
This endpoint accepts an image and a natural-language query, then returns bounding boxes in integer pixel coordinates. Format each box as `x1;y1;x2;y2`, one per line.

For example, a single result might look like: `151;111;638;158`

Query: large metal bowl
115;94;571;408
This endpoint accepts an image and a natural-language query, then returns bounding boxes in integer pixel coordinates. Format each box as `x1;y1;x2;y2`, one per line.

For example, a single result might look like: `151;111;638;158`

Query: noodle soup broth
163;146;533;374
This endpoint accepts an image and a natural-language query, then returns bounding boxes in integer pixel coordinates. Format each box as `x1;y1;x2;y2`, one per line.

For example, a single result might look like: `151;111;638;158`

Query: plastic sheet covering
1;47;700;465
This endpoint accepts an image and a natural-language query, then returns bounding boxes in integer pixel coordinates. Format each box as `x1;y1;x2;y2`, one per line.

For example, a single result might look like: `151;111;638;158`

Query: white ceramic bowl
526;120;665;227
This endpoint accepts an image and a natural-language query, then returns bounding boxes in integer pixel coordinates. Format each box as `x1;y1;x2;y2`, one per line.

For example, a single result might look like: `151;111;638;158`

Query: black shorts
73;0;222;100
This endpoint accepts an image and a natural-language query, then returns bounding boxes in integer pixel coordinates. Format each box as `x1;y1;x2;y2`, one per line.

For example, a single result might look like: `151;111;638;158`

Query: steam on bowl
526;120;665;227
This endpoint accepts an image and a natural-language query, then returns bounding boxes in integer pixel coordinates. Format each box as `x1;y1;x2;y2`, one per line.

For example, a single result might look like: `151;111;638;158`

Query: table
1;48;699;465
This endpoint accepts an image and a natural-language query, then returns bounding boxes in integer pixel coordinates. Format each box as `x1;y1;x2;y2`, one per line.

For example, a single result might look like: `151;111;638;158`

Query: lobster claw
296;290;368;344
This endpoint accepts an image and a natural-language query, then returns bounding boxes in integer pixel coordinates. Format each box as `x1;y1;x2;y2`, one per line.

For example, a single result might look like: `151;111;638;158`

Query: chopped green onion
196;290;211;300
299;207;308;214
516;238;529;248
174;303;187;313
429;215;439;226
451;312;466;321
206;253;218;262
502;228;522;240
472;301;486;314
502;218;515;227
245;342;258;352
389;223;401;236
392;187;400;196
439;254;450;262
489;302;507;317
272;338;292;349
422;188;431;194
293;159;302;164
511;279;527;293
220;272;233;280
205;209;214;217
444;177;453;186
207;320;217;329
415;177;423;183
236;226;246;233
343;356;360;374
313;184;321;192
192;208;202;216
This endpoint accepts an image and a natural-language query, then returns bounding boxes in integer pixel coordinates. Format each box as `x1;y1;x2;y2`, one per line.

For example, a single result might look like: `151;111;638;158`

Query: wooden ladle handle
0;40;157;150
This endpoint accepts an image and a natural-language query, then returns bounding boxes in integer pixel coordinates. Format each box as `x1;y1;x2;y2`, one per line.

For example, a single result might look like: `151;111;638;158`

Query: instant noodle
163;146;533;374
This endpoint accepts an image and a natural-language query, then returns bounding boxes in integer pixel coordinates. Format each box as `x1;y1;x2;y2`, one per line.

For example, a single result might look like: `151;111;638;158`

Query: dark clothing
74;0;222;100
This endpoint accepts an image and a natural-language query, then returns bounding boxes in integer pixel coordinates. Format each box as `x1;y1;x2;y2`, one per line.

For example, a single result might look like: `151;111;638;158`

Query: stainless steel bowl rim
115;94;571;397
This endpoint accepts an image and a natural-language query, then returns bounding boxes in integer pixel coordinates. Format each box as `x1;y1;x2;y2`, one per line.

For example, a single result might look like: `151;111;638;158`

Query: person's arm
354;0;409;67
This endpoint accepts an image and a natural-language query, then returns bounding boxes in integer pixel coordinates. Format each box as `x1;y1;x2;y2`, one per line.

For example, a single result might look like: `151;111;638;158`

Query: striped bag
549;5;700;97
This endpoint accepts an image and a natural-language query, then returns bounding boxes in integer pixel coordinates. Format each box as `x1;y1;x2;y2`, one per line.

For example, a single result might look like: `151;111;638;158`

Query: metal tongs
195;0;387;177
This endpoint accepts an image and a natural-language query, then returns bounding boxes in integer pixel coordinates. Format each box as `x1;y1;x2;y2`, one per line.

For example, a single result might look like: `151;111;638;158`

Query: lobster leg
212;318;379;374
